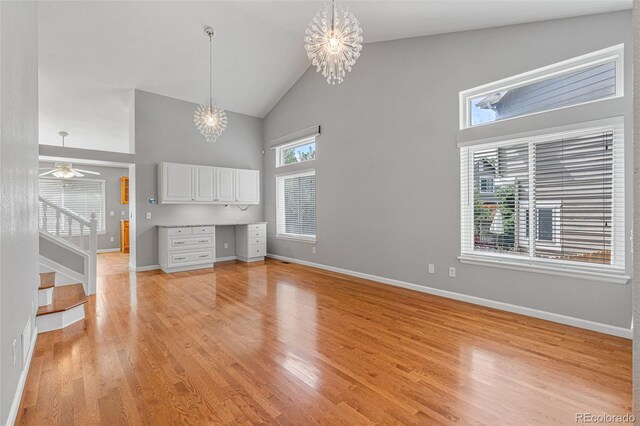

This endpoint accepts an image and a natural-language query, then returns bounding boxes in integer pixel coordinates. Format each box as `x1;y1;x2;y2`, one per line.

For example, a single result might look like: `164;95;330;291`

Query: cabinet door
215;167;235;202
162;163;194;202
235;169;260;204
194;166;215;202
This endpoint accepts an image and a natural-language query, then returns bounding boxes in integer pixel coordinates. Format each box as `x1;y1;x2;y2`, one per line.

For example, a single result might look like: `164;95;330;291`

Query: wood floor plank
16;254;631;425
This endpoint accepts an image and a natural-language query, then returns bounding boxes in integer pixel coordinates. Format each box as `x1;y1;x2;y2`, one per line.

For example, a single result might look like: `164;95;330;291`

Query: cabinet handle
198;255;209;258
174;241;185;245
198;240;208;243
175;257;186;260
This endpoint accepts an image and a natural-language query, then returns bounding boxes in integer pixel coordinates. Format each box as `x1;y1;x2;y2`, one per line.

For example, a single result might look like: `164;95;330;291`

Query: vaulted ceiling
38;1;630;152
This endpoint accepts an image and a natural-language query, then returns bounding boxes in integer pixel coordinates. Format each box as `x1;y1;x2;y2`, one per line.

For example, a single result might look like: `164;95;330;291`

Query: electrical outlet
12;339;16;365
448;267;456;278
224;243;229;249
109;211;115;216
110;237;115;242
312;247;316;254
146;212;151;219
428;264;435;274
121;211;125;216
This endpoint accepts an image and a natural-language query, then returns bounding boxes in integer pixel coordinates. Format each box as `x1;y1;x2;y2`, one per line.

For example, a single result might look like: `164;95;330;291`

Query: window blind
276;170;316;241
460;120;625;276
39;178;106;234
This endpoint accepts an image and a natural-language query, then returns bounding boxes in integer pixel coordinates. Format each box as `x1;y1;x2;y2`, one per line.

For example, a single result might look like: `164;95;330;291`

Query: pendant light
194;26;227;143
304;0;363;85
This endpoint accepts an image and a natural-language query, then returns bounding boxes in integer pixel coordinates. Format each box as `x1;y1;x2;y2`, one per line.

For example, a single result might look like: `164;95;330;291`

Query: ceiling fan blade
71;170;85;177
73;168;101;175
39;170;56;177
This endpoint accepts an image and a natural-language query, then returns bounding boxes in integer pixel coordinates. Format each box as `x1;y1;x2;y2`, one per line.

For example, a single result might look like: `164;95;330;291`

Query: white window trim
39;177;107;234
275;169;317;243
459;44;624;130
459;117;627;284
274;136;317;168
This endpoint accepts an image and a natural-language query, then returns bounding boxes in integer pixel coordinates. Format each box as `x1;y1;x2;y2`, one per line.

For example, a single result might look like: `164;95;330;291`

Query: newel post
88;213;98;295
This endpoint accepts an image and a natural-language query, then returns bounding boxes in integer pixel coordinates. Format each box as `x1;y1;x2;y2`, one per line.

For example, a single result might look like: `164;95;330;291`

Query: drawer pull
198;254;209;258
174;241;185;245
198;240;208;243
175;257;186;260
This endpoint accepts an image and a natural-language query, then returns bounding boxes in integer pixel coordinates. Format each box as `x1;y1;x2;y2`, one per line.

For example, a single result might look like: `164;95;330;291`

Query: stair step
39;272;55;290
37;284;87;316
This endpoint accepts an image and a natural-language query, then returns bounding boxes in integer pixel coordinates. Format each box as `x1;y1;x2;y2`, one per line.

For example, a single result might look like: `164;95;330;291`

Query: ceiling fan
38;131;101;179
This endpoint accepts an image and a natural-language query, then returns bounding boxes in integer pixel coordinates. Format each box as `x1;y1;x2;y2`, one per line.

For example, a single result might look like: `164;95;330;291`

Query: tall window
460;119;626;281
460;44;624;129
276;170;316;242
39;178;106;234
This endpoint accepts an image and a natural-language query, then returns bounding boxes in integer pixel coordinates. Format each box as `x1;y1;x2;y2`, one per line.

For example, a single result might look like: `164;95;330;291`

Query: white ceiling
38;1;630;152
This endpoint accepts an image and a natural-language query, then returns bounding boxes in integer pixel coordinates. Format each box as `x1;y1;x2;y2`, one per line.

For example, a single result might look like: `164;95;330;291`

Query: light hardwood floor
17;256;631;425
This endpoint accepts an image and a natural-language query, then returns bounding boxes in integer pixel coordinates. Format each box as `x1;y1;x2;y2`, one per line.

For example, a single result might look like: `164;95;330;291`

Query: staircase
37;196;97;333
37;271;88;333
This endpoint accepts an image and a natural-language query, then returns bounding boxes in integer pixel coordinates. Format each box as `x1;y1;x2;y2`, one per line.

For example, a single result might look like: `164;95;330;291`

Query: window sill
275;234;316;244
458;254;630;285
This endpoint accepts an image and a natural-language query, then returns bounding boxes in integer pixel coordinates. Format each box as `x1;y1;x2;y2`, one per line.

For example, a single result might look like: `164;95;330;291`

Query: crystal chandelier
304;0;363;85
194;27;227;143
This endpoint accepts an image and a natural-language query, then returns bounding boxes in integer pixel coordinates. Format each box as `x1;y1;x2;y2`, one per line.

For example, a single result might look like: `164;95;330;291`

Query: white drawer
169;250;213;266
168;227;192;236
169;235;213;249
247;236;266;245
247;244;266;257
248;223;266;232
192;226;215;234
248;229;266;238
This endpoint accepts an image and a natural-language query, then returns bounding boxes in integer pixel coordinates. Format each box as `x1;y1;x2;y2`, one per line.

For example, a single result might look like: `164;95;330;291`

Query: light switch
145;212;151;219
121;211;125;216
109;211;115;216
428;264;435;274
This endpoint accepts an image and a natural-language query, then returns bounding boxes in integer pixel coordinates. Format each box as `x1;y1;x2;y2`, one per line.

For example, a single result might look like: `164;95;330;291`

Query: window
478;177;494;194
460;44;624;129
39;178;106;234
276;170;316;242
460;119;626;282
276;137;316;167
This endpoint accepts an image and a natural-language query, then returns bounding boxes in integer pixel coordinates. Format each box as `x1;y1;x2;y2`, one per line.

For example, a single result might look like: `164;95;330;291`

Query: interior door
194;166;215;202
235;169;260;204
163;163;193;202
216;167;235;202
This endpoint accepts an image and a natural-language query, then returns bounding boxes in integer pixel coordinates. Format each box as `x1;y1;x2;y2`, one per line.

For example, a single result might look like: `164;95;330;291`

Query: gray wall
39;162;129;250
263;12;633;329
633;1;639;415
134;91;264;268
0;2;39;424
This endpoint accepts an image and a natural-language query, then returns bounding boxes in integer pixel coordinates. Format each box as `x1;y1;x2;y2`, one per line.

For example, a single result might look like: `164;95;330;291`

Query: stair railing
38;196;97;295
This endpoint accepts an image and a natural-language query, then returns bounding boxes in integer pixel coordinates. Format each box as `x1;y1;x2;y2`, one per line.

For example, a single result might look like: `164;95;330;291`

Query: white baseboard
39;255;86;286
97;248;121;253
215;256;237;262
6;326;38;426
133;264;160;272
266;254;632;339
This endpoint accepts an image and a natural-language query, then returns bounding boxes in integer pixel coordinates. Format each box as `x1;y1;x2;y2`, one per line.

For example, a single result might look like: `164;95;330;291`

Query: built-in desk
157;222;266;273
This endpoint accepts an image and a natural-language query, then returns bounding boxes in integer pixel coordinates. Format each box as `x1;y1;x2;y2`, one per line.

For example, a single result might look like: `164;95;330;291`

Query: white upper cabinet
216;167;236;203
160;162;194;203
158;163;260;205
194;166;215;202
235;169;260;204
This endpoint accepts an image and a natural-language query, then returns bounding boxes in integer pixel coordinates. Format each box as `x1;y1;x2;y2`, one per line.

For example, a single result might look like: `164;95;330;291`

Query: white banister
88;213;98;295
38;196;97;295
